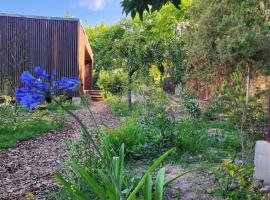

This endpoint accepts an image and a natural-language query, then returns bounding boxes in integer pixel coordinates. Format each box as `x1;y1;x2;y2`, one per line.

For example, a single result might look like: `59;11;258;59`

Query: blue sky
0;0;124;27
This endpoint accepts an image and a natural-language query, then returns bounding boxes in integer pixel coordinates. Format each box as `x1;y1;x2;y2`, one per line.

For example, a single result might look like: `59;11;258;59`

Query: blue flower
56;77;80;91
20;71;37;84
35;66;51;81
19;94;45;110
16;67;80;110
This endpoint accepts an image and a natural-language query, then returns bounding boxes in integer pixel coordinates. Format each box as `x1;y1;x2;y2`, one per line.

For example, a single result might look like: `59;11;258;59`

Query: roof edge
0;13;80;21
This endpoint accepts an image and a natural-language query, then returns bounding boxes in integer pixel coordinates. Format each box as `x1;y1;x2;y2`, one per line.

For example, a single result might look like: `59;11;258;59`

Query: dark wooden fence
0;14;80;95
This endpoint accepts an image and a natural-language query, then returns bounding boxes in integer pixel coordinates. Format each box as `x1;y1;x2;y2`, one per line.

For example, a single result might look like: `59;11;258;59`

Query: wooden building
0;13;93;95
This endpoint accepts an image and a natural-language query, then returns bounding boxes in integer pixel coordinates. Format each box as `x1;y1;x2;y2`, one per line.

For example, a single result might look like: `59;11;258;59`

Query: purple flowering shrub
16;67;80;110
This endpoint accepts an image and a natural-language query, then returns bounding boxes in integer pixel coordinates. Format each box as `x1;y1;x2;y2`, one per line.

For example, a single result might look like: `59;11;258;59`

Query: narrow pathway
0;101;120;200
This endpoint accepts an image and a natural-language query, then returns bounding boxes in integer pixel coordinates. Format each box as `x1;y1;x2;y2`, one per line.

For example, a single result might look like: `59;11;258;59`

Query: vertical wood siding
0;15;81;95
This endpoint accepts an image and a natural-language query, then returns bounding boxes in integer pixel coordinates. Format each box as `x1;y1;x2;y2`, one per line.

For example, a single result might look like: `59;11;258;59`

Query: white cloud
78;0;112;10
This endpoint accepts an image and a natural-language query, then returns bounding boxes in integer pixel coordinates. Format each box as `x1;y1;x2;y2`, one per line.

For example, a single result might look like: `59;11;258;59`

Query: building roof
0;13;80;21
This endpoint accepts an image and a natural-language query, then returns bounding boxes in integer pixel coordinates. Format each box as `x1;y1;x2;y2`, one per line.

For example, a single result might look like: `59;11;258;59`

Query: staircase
85;90;104;101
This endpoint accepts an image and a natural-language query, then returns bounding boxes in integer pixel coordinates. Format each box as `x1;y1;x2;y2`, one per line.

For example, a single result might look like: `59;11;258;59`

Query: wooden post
267;86;270;142
245;64;250;106
128;72;132;112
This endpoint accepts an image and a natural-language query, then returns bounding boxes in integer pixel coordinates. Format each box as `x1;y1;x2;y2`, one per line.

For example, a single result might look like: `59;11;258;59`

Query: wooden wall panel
0;14;81;95
78;24;93;92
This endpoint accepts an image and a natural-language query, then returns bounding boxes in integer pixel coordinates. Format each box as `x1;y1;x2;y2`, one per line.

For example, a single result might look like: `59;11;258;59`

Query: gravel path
0;101;120;200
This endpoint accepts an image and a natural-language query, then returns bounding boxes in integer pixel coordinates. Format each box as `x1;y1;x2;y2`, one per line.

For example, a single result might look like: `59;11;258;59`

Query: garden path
0;101;120;200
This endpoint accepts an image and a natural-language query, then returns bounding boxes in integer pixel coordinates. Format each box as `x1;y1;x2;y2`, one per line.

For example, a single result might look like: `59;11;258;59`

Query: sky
0;0;124;27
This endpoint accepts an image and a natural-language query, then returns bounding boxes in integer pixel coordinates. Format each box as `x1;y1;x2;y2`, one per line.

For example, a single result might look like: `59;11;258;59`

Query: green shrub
208;160;266;199
137;85;170;115
97;69;127;96
107;96;129;116
107;96;141;117
207;72;267;134
180;89;201;119
55;145;186;200
141;111;177;157
0;104;15;129
100;119;146;158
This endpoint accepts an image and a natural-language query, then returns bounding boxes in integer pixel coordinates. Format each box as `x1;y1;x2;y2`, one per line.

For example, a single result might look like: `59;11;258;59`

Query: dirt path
0;102;120;200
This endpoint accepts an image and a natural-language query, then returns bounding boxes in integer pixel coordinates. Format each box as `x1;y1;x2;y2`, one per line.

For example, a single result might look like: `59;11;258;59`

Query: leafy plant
97;69;127;96
208;160;266;199
180;89;201;119
100;119;146;158
209;72;267;134
55;145;189;200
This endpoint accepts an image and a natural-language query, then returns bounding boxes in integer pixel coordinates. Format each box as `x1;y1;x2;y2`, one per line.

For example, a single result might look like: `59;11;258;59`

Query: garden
1;0;270;199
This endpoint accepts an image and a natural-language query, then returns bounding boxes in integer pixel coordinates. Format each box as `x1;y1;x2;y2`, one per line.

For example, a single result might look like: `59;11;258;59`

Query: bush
206;72;267;134
107;96;130;116
97;69;127;96
208;160;266;199
180;89;201;119
140;111;177;157
100;118;146;158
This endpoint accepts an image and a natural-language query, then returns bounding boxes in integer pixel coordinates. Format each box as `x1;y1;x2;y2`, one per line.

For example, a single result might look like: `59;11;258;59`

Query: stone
72;97;81;105
253;179;264;190
254;141;270;184
259;185;270;193
228;181;239;191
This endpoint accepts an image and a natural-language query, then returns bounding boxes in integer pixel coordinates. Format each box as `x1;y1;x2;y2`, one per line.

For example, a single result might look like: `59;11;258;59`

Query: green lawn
0;119;61;148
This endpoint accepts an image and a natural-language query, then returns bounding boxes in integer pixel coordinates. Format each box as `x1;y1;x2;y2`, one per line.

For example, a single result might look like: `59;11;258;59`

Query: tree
86;23;125;73
121;0;181;19
117;24;148;111
183;0;270;98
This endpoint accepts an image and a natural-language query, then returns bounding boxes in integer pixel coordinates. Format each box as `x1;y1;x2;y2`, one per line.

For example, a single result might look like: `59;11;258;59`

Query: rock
259;185;270;193
228;181;239;191
254;141;270;184
253;179;264;190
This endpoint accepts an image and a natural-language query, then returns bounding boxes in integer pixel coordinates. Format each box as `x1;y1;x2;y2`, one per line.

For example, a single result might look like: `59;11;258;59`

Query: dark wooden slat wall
0;15;80;95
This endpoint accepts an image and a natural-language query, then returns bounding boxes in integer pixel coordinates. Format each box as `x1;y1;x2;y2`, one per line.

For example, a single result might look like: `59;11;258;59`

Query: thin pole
267;86;270;142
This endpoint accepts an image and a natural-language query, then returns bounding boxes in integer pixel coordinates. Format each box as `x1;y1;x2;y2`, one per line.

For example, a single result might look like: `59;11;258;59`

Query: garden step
84;90;104;102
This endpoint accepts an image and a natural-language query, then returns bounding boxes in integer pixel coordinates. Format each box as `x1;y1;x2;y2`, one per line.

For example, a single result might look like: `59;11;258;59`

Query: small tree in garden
117;27;148;112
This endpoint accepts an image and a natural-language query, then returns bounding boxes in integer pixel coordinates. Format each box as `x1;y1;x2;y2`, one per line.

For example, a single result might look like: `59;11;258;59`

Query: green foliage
137;85;170;115
141;111;177;157
55;145;185;200
0;118;60;148
97;69;127;96
86;23;125;73
205;72;267;134
100;119;146;158
107;97;140;117
180;89;201;119
0;99;66;148
184;0;270;81
121;0;182;20
0;104;16;129
208;160;266;199
47;101;80;112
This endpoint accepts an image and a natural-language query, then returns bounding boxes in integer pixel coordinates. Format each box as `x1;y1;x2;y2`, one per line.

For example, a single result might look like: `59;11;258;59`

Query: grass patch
174;118;241;164
107;97;141;117
47;102;80;112
0;119;61;148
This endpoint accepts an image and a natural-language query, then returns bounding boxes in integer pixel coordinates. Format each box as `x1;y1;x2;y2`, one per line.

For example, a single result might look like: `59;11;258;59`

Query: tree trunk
128;73;132;112
245;64;250;106
205;82;209;100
